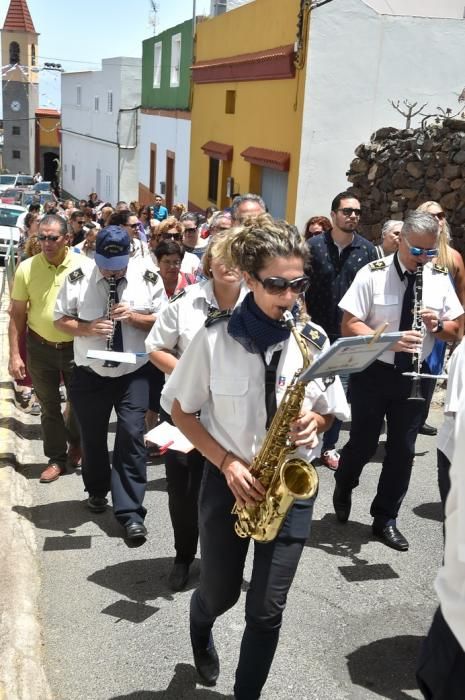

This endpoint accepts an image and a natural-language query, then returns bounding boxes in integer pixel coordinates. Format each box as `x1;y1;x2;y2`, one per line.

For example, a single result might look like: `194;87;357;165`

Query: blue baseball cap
94;225;130;270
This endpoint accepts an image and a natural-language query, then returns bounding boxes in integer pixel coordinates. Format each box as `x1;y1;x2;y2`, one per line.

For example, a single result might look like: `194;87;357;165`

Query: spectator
231;193;266;224
153;195;168;222
375;220;402;259
303;215;331;240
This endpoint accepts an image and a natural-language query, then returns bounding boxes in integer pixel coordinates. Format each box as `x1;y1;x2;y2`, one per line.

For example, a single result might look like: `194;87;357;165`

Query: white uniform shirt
145;279;248;360
435;382;465;650
339;254;463;364
54;257;165;377
161;320;350;465
437;338;465;462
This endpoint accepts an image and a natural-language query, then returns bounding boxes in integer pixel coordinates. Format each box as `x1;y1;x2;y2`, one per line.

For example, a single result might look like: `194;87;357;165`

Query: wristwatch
433;319;444;334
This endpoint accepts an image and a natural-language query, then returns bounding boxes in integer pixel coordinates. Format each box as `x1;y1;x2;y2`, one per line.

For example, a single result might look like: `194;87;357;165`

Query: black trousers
69;364;149;525
335;361;426;526
437;449;451;516
417;607;465;700
159;407;204;563
190;461;314;700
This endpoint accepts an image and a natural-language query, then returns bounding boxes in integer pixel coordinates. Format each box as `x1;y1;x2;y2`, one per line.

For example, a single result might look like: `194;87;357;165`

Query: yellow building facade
189;0;308;222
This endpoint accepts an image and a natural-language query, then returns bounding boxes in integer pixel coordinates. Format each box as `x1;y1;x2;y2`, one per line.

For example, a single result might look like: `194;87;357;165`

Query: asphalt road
13;404;445;700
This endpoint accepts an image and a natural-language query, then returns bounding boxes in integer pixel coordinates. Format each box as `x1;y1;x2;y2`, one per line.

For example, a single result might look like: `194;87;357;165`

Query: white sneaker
321;449;340;471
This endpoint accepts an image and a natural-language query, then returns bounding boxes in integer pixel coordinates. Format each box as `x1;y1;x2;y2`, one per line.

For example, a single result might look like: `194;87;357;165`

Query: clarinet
103;276;120;368
406;263;425;402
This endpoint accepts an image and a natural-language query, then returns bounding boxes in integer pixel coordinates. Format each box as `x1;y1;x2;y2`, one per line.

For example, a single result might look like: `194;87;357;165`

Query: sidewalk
0;272;52;700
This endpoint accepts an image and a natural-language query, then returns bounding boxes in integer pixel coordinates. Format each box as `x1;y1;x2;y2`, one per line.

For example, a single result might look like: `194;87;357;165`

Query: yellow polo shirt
12;249;84;342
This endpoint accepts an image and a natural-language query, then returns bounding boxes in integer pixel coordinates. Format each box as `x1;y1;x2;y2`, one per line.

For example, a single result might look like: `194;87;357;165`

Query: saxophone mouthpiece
282;310;295;329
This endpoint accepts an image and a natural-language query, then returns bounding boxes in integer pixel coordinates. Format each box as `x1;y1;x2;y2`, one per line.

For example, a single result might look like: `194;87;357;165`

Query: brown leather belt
28;328;73;350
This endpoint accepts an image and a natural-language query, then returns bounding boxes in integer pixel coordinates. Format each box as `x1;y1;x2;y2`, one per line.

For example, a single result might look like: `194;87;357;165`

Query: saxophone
232;310;319;542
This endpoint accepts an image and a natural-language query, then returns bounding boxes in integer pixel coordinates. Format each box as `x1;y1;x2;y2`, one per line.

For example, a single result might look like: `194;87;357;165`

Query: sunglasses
37;234;62;242
161;232;182;241
403;236;438;257
432;212;446;220
183;227;197;233
337;207;361;217
253;274;310;295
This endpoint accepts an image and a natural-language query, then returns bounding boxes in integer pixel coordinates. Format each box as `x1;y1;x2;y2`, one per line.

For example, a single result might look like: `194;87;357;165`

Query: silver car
0;204;27;264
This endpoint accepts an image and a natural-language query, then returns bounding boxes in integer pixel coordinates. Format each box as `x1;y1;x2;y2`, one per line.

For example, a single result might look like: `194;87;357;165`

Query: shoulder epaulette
68;268;84;283
369;260;386;271
433;263;448;275
205;308;232;328
300;322;327;351
169;288;186;304
143;269;159;284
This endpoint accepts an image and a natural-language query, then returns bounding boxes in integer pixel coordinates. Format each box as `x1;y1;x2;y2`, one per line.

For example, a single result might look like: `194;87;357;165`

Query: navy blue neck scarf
227;292;291;354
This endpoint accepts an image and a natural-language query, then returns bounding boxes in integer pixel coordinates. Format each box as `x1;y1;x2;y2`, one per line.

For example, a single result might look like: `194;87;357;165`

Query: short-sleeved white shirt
435;385;465;650
54;257;165;377
339;254;463;364
145;279;248;360
161;320;350;465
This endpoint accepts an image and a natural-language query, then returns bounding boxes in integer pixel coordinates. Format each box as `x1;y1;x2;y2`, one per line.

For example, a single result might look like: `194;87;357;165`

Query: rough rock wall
346;118;465;256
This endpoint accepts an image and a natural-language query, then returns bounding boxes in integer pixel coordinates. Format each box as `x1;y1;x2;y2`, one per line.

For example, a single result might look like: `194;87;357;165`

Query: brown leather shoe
40;464;64;483
67;445;82;468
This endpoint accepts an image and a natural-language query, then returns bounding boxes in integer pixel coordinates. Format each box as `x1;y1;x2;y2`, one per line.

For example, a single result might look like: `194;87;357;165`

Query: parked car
0;188;23;204
20;191;57;208
0;174;35;193
0;204;27;264
32;181;53;194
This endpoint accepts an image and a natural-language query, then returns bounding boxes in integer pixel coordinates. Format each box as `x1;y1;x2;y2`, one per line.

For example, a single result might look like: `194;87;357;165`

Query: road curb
0;274;52;700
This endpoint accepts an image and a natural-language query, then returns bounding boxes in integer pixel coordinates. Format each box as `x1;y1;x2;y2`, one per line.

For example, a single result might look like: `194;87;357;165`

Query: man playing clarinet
54;226;164;541
333;211;463;551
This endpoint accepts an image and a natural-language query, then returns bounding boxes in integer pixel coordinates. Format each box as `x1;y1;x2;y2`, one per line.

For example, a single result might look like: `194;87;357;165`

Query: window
153;42;162;88
71;165;76;181
12;150;21;159
9;42;20;64
31;44;36;66
107;91;113;113
170;33;181;87
12;126;20;135
96;168;101;197
208;158;219;203
94;96;100;112
225;90;236;114
76;86;81;107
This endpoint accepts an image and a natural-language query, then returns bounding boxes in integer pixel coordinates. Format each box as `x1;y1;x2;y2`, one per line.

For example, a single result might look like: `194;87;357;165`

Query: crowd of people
6;188;465;699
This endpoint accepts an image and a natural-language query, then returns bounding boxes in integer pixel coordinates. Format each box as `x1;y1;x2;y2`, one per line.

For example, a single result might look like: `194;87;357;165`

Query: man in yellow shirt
8;214;83;483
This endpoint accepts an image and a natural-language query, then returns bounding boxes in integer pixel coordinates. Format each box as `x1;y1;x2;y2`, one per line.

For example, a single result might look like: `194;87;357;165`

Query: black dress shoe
168;561;190;591
192;643;220;686
125;522;148;540
419;423;437;436
372;524;409;551
333;485;352;523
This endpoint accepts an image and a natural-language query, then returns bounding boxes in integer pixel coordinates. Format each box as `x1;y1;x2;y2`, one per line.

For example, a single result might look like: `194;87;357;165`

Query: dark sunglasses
76;220;85;225
161;232;182;241
183;227;197;233
253;274;310;295
337;207;361;217
433;212;445;220
38;234;62;242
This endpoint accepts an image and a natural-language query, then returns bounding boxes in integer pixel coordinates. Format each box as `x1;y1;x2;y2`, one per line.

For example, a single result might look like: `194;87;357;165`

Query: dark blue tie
394;272;415;372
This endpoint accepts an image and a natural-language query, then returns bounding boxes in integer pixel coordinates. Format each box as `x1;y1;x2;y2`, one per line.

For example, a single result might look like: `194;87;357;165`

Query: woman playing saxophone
160;215;349;698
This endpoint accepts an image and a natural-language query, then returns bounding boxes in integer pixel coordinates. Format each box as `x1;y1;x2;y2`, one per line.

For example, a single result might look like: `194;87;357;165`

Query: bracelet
219;450;231;472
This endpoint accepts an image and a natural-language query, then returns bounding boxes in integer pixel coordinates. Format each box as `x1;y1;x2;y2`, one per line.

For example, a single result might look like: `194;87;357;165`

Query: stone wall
346;118;465;256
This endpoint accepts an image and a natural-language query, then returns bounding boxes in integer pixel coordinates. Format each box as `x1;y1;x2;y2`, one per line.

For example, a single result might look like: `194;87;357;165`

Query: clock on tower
1;0;39;174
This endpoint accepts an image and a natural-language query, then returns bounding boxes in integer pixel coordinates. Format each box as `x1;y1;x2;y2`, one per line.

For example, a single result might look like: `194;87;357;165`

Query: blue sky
1;0;208;113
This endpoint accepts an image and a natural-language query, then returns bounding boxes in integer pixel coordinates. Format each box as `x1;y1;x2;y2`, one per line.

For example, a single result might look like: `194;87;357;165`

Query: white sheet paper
86;349;137;364
144;421;194;454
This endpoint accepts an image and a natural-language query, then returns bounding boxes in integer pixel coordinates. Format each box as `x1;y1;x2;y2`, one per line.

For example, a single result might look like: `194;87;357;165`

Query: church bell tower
1;0;39;174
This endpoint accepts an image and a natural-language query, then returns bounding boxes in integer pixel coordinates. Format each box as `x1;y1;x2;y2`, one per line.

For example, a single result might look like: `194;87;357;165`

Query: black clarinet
407;263;425;402
103;276;120;368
